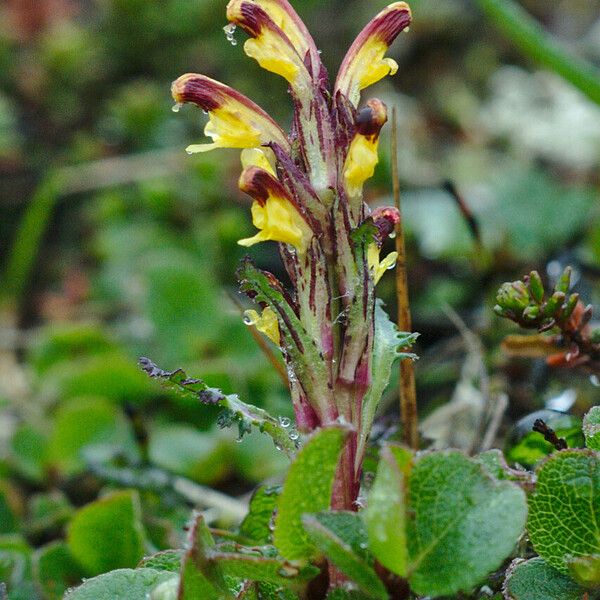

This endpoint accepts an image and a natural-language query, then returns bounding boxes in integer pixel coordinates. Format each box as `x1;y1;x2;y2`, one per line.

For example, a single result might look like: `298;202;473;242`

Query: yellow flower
368;243;398;284
237;167;312;252
171;73;289;154
335;2;411;106
343;99;387;198
226;0;309;87
244;306;280;345
240;148;276;176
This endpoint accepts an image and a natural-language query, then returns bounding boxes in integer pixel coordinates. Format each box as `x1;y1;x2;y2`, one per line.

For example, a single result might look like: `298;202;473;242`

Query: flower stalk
172;0;414;511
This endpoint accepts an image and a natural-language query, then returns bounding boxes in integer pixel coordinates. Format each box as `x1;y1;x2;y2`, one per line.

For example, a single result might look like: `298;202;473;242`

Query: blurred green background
0;0;599;594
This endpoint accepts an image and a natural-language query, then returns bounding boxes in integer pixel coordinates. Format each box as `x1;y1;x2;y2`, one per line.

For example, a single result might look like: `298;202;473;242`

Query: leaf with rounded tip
406;451;527;596
364;444;412;577
584;406;600;451
567;554;600;588
67;490;146;576
503;557;596;600
302;514;386;600
63;568;175;600
528;450;600;574
33;541;86;600
274;427;348;560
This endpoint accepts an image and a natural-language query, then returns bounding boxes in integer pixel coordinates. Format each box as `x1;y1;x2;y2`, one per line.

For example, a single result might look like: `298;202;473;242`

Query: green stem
2;174;63;308
475;0;600;106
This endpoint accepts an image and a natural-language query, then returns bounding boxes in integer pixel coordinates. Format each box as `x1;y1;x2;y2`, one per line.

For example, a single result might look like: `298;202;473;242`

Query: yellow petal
335;2;411;106
240;148;276;176
368;243;398;284
171;73;289;153
244;307;280;345
227;0;308;86
343;99;387;197
237;167;313;252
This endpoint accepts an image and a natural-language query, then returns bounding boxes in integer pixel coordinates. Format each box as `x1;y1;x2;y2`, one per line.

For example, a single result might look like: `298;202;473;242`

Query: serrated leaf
239;486;281;545
140;357;296;457
310;512;370;560
138;550;183;572
274;427;348;560
302;514;386;600
584;407;600;451
504;557;595;600
358;303;417;462
364;444;412;576
67;490;146;576
528;450;600;574
406;451;527;596
33;541;86;600
63;568;174;600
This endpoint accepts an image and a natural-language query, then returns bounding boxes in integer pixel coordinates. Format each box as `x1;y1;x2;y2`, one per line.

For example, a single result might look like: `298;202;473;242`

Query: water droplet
236;437;244;443
359;542;368;549
388;231;396;239
223;23;238;45
185;148;194;155
289;429;299;440
317;49;322;55
171;102;182;113
278;416;291;428
243;315;254;325
202;109;208;115
405;26;410;32
591;374;600;387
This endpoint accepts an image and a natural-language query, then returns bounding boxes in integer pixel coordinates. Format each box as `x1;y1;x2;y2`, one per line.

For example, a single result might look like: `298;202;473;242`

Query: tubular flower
244;306;280;345
171;74;289;153
237;167;312;252
335;2;411;106
247;0;321;74
226;0;310;86
368;243;398;284
343;99;388;198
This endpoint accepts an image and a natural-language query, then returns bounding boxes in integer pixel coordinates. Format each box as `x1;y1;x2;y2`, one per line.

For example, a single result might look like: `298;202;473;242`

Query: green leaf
364;444;412;576
528;450;600;574
178;513;230;600
310;512;370;560
406;451;527;596
0;535;36;600
148;424;230;485
63;568;175;600
358;303;417;462
8;424;48;483
47;396;139;476
212;552;318;587
504;557;595;600
33;541;86;600
26;491;73;538
302;514;386;599
584;407;600;451
140;358;297;457
137;550;183;572
67;490;146;576
567;554;600;589
239;485;281;545
274;427;348;560
326;590;373;600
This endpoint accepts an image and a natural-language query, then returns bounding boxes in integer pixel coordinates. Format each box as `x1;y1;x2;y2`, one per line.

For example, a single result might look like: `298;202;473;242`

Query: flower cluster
172;0;411;509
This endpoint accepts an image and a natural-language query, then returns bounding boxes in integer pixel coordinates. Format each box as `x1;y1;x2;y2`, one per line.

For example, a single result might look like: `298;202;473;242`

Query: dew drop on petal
171;102;182;113
278;416;291;428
